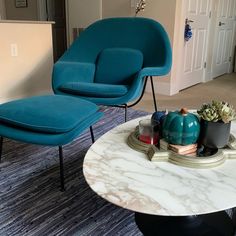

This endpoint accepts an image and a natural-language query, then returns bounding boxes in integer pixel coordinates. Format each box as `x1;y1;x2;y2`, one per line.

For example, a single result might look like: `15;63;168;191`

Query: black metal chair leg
90;126;95;143
124;104;128;122
0;137;3;163
59;146;65;191
150;76;158;112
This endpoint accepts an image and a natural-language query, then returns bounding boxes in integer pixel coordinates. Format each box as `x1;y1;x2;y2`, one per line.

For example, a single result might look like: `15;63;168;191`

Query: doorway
178;0;236;92
211;0;236;78
179;0;211;90
38;0;67;62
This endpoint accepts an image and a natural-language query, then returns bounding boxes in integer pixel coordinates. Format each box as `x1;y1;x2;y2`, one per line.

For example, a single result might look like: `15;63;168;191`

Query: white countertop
83;116;236;216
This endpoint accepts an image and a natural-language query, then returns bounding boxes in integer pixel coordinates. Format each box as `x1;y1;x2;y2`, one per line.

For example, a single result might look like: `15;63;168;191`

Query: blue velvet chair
52;17;172;121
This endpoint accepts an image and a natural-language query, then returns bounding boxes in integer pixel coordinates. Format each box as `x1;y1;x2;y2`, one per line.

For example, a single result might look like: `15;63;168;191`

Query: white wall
0;21;54;103
0;0;6;19
66;0;102;45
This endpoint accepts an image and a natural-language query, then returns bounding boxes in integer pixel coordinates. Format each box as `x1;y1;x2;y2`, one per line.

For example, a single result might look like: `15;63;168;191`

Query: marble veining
83;116;236;216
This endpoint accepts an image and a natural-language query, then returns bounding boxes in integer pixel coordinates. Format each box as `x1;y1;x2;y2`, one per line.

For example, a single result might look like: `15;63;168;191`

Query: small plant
135;0;146;16
197;101;236;123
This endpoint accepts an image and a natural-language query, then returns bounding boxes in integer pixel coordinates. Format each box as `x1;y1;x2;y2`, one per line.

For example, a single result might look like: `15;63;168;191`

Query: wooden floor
134;73;236;112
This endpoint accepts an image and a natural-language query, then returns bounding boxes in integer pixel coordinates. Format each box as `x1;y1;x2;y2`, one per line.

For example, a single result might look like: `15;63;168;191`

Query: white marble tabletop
83;116;236;216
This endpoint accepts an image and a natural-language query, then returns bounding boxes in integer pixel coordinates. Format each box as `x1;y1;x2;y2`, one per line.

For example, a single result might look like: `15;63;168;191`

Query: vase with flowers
197;101;236;148
135;0;146;16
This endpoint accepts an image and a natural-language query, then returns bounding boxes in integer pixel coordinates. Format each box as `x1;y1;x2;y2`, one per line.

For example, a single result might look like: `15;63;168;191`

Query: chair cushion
59;82;129;98
53;62;95;84
0;95;99;134
94;48;143;84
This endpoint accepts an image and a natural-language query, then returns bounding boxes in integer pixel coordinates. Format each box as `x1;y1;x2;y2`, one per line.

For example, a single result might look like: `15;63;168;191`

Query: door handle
185;18;194;24
219;22;226;26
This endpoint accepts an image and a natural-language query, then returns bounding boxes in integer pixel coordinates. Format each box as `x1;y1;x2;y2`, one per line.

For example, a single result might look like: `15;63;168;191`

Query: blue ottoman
0;95;103;190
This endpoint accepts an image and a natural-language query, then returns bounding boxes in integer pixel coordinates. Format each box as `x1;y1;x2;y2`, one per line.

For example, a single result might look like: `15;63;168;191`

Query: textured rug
0;107;235;236
0;107;148;236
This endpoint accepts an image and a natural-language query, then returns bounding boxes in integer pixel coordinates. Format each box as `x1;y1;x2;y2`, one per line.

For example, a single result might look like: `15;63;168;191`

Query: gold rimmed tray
127;127;236;169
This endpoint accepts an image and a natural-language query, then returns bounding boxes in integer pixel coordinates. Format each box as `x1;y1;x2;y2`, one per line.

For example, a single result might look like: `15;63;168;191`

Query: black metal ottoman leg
90;126;95;143
59;146;65;191
0;137;3;163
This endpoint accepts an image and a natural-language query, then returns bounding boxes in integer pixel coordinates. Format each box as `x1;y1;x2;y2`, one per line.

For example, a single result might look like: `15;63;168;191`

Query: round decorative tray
127;127;236;169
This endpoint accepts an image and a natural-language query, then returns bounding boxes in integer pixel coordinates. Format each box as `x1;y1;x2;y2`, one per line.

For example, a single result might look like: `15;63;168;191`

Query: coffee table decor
127;110;236;169
127;126;236;168
162;108;200;145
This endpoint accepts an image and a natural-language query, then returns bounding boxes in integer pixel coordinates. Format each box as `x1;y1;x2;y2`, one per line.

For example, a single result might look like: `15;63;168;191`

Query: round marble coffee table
83;116;236;235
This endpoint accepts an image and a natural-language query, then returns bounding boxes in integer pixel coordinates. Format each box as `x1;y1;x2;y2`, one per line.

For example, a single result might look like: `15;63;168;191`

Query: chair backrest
60;17;172;69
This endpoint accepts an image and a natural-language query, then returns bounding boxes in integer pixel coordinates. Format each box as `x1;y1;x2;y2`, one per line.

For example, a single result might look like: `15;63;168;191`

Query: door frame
65;0;103;46
0;0;6;19
37;0;47;21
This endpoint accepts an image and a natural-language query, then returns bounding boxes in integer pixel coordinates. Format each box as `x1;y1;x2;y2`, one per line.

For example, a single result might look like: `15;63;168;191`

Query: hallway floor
134;73;236;112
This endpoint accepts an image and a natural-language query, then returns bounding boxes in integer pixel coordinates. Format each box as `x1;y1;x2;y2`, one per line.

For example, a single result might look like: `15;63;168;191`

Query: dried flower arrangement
135;0;146;16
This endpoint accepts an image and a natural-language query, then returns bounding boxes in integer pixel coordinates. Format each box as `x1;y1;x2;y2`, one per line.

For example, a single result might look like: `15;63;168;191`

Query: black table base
135;211;236;236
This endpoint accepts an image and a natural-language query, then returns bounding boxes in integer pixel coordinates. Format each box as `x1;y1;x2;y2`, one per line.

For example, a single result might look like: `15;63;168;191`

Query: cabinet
0;21;54;103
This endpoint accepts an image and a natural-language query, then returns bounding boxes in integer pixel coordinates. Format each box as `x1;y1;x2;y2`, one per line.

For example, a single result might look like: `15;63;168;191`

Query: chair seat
0;95;99;134
59;82;129;98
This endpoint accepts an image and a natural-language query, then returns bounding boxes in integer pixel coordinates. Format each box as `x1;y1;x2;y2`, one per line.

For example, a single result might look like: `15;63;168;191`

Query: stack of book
160;139;197;156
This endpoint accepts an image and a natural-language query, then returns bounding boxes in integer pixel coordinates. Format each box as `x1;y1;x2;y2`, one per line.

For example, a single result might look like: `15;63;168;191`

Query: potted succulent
197;101;236;148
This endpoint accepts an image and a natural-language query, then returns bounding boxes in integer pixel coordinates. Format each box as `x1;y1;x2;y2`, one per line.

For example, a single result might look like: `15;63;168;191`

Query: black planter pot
200;120;231;149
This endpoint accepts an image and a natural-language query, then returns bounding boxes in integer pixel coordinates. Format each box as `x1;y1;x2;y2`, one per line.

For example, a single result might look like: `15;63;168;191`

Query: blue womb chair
52;17;172;121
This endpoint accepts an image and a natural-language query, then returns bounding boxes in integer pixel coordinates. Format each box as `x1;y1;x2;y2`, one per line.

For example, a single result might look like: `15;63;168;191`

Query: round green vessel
162;108;200;145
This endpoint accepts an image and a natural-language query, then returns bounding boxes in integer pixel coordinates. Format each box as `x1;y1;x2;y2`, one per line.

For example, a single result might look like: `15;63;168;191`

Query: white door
179;0;211;90
212;0;236;78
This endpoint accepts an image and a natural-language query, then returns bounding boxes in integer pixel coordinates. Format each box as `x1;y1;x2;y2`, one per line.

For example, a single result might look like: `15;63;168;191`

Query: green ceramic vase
162;108;200;145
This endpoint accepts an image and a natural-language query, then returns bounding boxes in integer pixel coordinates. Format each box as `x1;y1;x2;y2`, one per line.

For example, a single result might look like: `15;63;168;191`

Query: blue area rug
1;107;235;235
0;107;148;236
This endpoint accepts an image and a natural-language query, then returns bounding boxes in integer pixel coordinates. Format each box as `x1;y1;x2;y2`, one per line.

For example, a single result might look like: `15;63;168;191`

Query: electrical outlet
11;44;18;57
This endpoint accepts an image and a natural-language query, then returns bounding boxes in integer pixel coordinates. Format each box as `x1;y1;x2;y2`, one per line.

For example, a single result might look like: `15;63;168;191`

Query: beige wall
102;0;176;43
102;0;132;18
0;0;6;19
139;0;176;95
66;0;102;45
138;0;176;43
5;0;38;21
0;21;54;103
